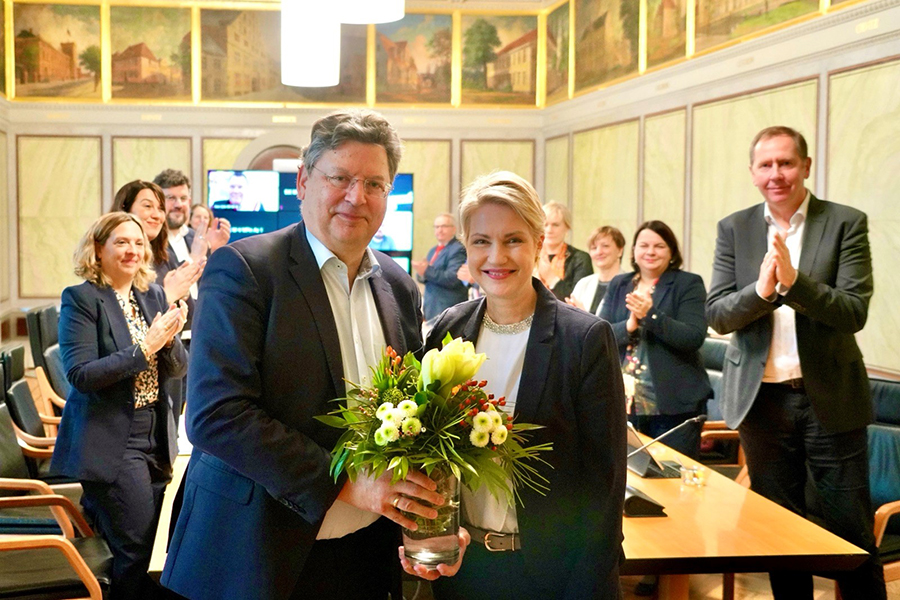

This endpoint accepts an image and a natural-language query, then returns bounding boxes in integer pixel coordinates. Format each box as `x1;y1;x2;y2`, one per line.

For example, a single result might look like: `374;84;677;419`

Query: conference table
621;440;868;599
151;445;869;598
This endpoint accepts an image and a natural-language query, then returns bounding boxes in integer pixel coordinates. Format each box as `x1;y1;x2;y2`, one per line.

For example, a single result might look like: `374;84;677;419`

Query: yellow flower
419;337;486;398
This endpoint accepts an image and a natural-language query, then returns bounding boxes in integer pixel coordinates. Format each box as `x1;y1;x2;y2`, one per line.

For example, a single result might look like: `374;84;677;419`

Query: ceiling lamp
281;0;341;87
334;0;404;24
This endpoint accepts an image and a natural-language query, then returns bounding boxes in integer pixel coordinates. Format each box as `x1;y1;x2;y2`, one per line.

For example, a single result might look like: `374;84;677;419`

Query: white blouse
463;323;531;533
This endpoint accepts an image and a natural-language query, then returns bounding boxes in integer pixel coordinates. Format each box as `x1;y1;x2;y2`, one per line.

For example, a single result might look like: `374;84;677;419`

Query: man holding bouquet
163;109;459;599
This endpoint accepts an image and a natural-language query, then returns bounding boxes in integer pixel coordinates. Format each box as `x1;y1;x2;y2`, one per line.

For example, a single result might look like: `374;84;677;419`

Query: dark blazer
427;280;626;599
601;269;712;415
417;237;468;320
549;245;593;301
50;281;186;483
162;223;423;600
706;195;873;432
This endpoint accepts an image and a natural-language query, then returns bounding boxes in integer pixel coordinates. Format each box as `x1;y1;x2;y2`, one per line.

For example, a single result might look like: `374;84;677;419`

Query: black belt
465;524;521;552
765;378;805;390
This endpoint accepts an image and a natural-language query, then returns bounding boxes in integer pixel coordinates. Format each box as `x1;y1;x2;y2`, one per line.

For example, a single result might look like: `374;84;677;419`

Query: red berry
478;380;487;388
488;394;494;400
506;424;513;430
498;400;506;406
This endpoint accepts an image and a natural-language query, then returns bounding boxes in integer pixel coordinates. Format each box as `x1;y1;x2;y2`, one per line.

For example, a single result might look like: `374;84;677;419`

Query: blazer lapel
99;286;135;351
287;223;346;397
370;271;405;355
799;196;827;276
514;281;555;425
652;270;675;308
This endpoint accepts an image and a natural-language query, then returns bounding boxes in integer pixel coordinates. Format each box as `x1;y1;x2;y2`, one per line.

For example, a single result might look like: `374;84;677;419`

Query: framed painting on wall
13;4;101;99
695;0;818;53
545;1;569;104
285;25;367;104
375;14;452;105
110;6;191;100
461;14;538;106
575;0;639;92
200;9;283;102
647;0;686;68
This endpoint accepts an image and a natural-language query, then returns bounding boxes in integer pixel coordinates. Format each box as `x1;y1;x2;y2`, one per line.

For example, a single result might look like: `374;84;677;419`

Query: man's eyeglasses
166;195;191;203
310;165;393;199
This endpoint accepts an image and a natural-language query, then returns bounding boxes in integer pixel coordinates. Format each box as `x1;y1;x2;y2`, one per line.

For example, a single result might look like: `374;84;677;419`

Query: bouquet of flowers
315;334;553;506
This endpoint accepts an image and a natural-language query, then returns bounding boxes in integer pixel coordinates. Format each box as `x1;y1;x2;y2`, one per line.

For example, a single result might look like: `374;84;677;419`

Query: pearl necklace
483;311;534;335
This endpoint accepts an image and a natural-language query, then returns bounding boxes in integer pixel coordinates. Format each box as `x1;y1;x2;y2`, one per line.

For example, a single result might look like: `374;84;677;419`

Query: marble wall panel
690;81;818;284
460;140;535;191
828;60;900;372
112;137;191;208
0;131;7;302
572;120;639;255
202;138;253;203
545;136;569;206
18;136;101;298
400;140;452;263
644;110;686;250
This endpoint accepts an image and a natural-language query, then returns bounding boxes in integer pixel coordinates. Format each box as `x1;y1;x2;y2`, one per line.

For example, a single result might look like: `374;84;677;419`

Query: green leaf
442;332;453;346
314;415;348;428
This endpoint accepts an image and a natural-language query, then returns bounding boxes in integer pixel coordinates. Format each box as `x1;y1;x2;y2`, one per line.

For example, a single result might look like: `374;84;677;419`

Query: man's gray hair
302;109;403;181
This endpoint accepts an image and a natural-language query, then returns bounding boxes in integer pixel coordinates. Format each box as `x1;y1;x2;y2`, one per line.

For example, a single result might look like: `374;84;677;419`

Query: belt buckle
789;378;804;389
484;531;509;552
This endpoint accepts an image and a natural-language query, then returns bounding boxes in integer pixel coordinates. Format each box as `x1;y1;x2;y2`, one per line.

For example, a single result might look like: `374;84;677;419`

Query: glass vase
401;466;460;567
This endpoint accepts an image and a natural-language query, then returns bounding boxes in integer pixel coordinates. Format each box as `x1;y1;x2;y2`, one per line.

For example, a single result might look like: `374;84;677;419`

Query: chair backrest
0;403;32;480
0;344;26;392
706;369;724;420
871;376;900;427
39;306;59;350
26;308;46;372
6;380;46;440
43;344;71;399
700;337;728;372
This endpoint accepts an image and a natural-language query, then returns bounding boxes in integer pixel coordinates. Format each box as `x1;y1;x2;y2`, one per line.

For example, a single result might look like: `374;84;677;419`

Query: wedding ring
392;496;401;509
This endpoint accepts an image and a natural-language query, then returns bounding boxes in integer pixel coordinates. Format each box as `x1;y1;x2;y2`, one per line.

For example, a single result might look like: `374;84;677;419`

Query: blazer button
651;314;657;319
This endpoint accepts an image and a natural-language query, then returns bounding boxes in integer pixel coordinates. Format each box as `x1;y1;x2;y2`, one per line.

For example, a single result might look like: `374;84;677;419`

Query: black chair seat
0;536;112;599
879;532;900;564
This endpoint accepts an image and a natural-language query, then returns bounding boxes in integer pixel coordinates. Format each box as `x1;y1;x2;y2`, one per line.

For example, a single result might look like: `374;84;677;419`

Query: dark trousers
629;411;702;459
290;516;402;600
81;404;172;600
432;542;559;600
739;384;885;600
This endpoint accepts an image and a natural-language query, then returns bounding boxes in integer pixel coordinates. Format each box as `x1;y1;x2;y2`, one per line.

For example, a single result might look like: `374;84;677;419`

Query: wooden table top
621;442;868;576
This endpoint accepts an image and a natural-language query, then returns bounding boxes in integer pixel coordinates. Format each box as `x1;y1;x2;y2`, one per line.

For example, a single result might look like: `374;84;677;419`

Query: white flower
401;417;422;436
489;411;503;429
375;402;395;421
622;373;636;399
397;399;418;418
472;411;494;433
491;427;508;445
470;429;490;448
375;424;400;446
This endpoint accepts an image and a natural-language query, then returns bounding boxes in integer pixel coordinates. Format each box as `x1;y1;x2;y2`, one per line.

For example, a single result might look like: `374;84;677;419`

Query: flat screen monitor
207;170;414;274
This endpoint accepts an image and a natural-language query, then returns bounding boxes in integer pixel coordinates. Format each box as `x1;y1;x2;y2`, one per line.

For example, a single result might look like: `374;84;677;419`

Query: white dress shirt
761;191;810;383
462;323;530;534
306;228;388;540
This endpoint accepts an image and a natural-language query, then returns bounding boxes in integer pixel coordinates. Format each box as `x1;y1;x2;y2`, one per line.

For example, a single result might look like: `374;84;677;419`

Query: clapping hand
625;289;652;333
163;259;206;303
457;264;474;284
207;218;231;252
565;296;586;310
771;233;797;290
399;527;470;580
412;259;428;277
144;301;188;355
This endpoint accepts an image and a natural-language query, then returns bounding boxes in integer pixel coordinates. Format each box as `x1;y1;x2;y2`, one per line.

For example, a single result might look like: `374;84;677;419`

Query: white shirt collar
764;190;811;233
304;226;381;279
169;224;190;243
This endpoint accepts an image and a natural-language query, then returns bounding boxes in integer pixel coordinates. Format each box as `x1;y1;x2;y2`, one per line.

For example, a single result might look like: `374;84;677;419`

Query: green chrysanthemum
380;388;405;406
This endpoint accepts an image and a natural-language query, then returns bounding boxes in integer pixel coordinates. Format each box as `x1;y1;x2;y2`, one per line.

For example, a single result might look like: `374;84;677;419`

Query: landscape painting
13;4;101;99
695;0;819;53
111;7;191;100
461;14;538;106
575;0;639;92
647;0;686;68
546;2;569;104
376;14;452;105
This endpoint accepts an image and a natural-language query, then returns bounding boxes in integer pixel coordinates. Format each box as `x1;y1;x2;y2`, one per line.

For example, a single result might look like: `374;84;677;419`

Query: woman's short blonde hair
73;212;155;291
458;171;545;245
542;201;572;231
